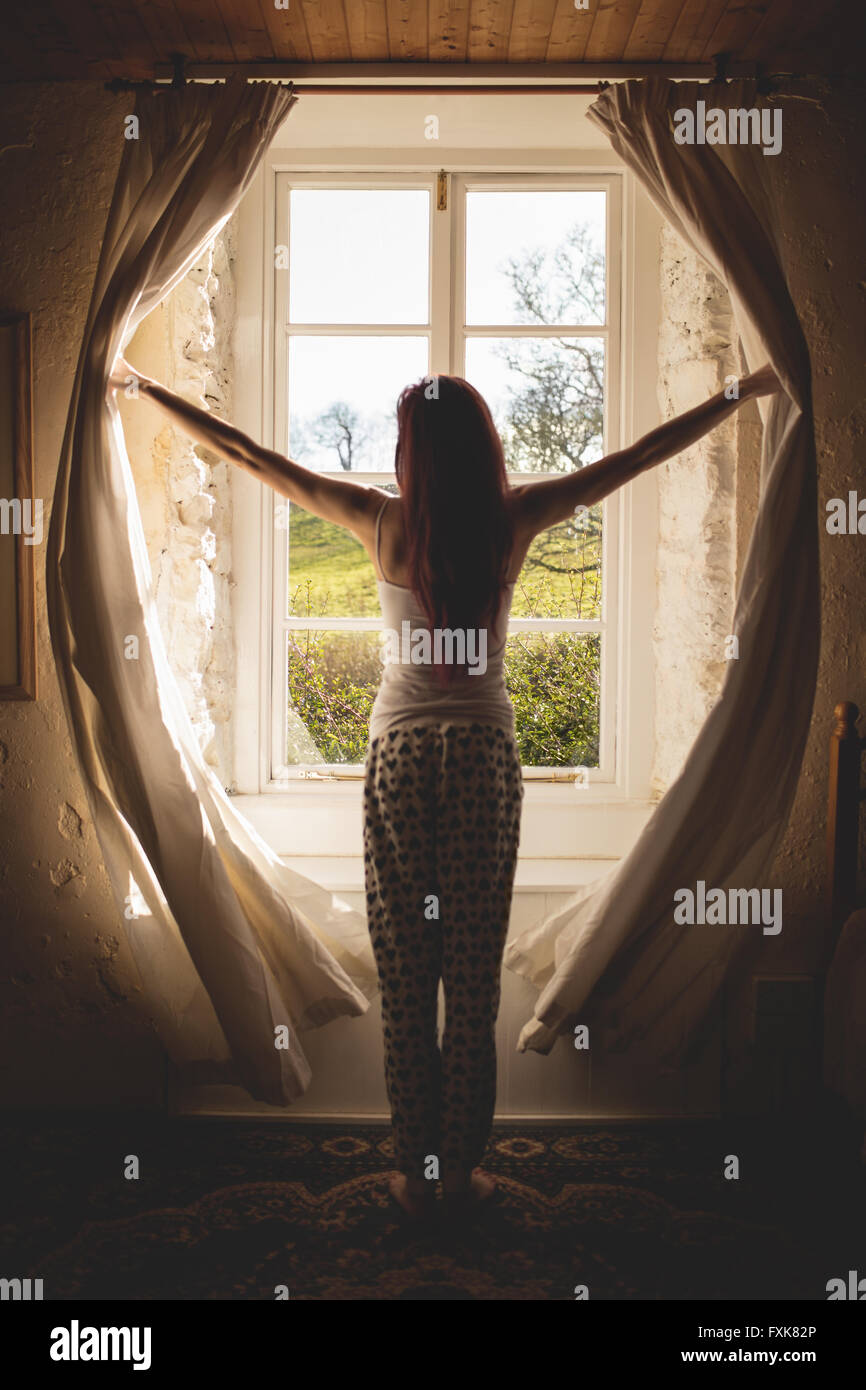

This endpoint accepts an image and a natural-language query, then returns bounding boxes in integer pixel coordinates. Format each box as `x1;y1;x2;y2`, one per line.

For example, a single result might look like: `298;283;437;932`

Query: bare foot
389;1174;435;1219
443;1168;497;1204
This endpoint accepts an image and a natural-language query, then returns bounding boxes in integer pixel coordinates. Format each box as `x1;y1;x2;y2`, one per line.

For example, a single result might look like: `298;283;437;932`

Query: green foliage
505;634;600;768
288;629;381;765
287;624;600;769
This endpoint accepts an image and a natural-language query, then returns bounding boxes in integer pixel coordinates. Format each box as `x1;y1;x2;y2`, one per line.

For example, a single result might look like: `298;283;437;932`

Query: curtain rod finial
170;53;187;89
711;50;732;84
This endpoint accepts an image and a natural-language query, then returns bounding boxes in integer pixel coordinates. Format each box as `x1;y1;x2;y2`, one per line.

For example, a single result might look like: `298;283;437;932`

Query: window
269;171;622;784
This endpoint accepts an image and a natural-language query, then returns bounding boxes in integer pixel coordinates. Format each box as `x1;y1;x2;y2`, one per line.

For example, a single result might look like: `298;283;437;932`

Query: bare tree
496;224;606;476
495;223;605;586
309;401;368;471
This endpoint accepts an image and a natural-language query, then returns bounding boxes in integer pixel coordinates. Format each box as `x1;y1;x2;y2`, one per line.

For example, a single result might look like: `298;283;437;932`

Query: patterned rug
0;1119;859;1300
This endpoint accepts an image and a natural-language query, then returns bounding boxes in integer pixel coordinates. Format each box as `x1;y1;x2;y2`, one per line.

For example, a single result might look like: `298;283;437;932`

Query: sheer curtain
47;78;378;1107
505;78;820;1062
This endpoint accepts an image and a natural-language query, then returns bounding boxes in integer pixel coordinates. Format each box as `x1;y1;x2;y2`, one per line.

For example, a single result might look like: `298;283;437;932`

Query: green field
287;503;602;620
285;501;603;766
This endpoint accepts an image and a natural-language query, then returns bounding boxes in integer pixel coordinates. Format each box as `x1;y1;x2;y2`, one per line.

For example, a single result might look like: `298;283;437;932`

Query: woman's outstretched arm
512;364;781;538
108;358;383;537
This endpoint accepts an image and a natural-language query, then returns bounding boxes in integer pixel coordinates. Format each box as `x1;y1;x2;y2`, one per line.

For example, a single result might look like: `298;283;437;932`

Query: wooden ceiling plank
10;2;111;72
130;0;199;66
43;0;119;71
466;0;515;62
385;0;430;59
700;0;773;64
210;0;275;62
255;0;315;62
343;0;390;61
507;0;559;62
429;0;471;61
624;0;690;62
299;0;352;62
88;0;159;65
170;0;236;63
5;0;853;79
583;0;644;63
545;0;596;61
27;2;120;78
662;0;729;62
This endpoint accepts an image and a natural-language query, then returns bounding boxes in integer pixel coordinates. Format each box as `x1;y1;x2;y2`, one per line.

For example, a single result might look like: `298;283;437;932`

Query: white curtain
47;78;378;1107
505;78;820;1063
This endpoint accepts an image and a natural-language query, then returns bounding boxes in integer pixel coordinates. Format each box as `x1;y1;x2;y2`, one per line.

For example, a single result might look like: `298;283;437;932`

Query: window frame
230;145;661;864
269;168;622;785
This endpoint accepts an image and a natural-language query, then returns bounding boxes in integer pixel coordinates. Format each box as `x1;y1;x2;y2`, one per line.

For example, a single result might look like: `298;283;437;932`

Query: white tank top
368;497;516;744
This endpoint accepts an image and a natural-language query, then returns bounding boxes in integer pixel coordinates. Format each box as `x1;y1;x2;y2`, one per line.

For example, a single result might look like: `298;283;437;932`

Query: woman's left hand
744;363;782;398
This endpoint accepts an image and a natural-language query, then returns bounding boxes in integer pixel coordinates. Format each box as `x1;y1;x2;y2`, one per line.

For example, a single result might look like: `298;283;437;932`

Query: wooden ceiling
3;1;859;82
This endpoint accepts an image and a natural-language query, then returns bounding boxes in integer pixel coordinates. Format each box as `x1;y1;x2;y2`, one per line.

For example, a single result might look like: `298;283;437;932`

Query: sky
286;187;606;470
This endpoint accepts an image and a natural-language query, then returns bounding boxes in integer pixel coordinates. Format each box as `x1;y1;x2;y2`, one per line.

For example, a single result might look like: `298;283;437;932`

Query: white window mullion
285;323;431;336
457;324;609;338
430;168;451;376
270;173;292;785
282;618;604;634
597;173;623;785
451;173;467;375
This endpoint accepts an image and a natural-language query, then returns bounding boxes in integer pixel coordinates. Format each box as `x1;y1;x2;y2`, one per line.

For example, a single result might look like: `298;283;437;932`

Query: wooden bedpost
827;701;862;942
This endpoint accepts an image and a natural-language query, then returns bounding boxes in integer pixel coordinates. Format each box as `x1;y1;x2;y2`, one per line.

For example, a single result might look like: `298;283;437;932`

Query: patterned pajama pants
363;721;524;1179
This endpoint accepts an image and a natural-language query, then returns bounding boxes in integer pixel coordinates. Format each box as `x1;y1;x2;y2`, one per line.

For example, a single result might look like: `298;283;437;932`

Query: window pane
511;509;602;621
286;631;382;765
505;633;600;769
465;190;605;326
286;486;398;619
289;336;428;471
289;189;430;324
285;630;600;770
465;337;604;473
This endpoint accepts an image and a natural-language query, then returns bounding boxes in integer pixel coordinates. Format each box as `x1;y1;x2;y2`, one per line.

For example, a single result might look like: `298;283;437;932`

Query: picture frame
0;311;37;700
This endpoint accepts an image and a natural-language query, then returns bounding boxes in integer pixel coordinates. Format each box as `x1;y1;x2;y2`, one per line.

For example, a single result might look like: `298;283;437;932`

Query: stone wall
122;228;237;789
651;224;758;797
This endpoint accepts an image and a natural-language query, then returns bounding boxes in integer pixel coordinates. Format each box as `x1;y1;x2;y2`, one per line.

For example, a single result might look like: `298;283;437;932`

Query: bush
287;628;600;769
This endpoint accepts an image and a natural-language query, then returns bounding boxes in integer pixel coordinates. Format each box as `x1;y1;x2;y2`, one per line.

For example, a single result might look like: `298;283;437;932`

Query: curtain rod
104;54;805;94
107;79;617;95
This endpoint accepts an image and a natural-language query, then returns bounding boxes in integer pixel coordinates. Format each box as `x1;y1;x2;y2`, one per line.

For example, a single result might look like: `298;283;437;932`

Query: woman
110;357;780;1218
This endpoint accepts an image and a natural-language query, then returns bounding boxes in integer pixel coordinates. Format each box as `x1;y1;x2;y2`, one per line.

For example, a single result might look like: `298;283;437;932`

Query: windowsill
232;787;657;862
275;854;616;894
233;781;653;804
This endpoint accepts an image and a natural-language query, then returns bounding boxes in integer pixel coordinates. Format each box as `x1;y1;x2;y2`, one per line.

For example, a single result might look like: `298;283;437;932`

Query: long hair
394;375;513;684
